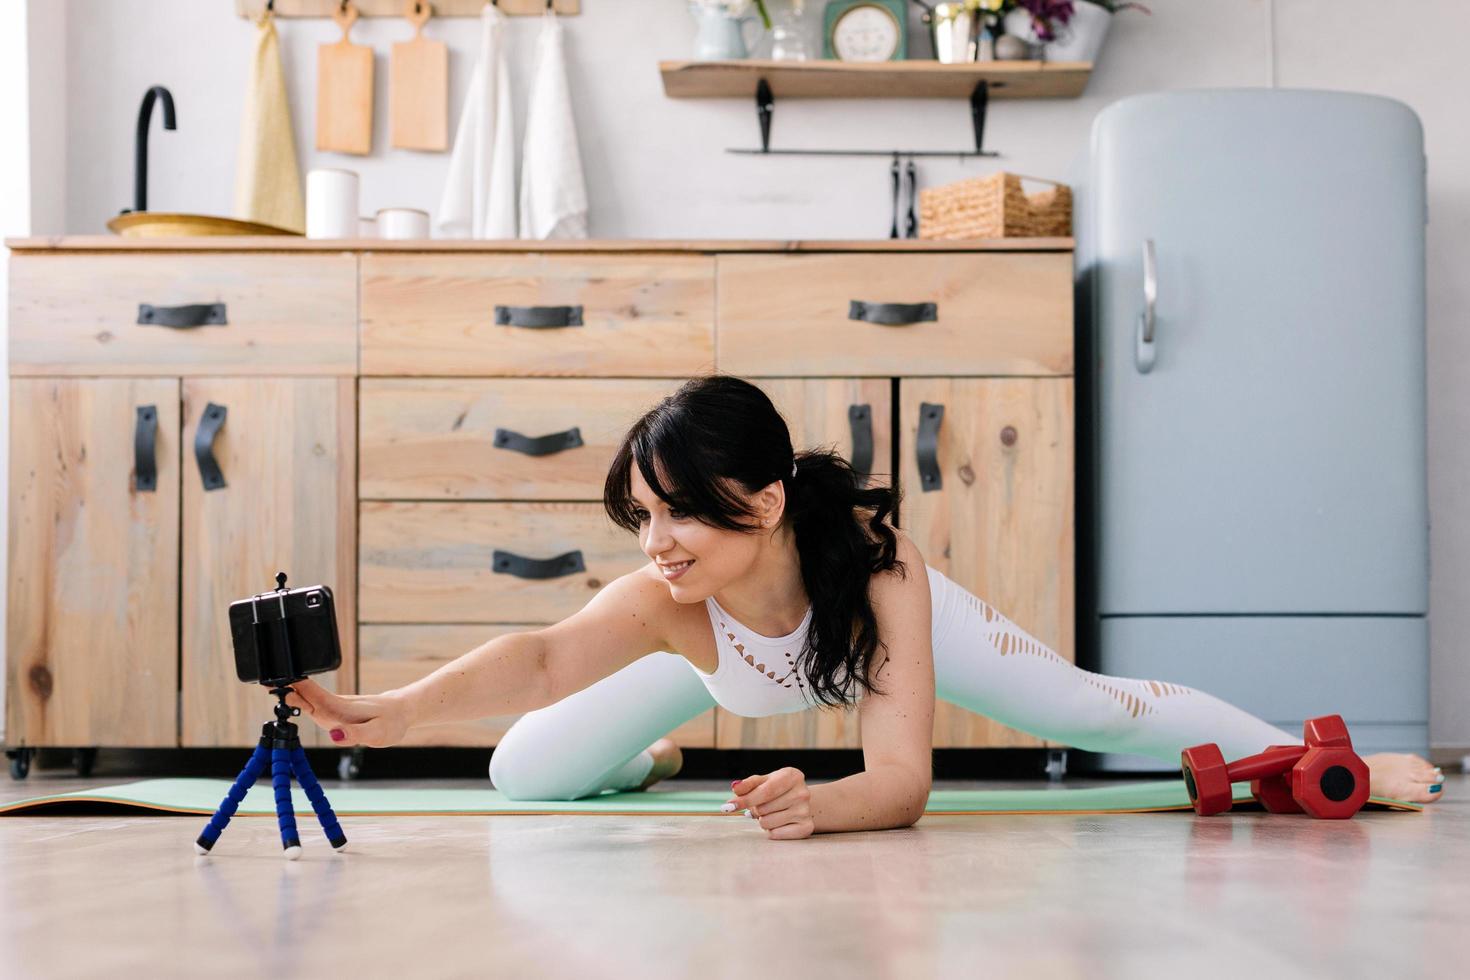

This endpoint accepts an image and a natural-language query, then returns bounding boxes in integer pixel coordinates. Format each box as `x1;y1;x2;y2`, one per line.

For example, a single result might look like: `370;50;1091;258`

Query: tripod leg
272;745;303;860
196;742;270;855
290;746;348;851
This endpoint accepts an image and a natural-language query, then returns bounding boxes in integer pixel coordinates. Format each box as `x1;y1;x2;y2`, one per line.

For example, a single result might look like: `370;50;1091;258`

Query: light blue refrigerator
1074;89;1430;771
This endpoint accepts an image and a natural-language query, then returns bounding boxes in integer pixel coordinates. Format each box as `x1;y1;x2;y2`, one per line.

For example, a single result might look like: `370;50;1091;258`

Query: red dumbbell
1180;715;1370;819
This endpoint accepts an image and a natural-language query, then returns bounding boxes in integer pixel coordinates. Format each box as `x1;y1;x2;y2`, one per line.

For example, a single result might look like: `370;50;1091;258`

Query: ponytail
604;375;907;709
786;449;905;707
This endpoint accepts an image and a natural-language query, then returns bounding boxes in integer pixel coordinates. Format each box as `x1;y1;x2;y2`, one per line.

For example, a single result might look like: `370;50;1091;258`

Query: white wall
21;0;1470;754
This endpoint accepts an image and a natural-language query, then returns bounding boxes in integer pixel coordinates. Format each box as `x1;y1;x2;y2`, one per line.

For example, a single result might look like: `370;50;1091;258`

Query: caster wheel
73;747;99;778
7;748;34;780
338;747;364;781
1044;749;1068;783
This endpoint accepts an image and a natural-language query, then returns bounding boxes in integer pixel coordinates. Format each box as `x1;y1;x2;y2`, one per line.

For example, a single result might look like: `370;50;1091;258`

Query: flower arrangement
1011;0;1151;42
1014;1;1073;42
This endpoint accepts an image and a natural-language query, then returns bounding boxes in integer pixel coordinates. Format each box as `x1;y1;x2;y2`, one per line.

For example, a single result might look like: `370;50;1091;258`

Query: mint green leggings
487;573;1300;801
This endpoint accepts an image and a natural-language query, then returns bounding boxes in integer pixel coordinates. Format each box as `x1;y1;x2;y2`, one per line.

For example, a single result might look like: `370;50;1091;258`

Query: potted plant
1043;1;1150;62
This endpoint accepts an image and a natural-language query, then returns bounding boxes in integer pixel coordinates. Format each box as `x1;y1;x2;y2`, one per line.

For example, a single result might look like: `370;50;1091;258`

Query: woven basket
919;171;1073;240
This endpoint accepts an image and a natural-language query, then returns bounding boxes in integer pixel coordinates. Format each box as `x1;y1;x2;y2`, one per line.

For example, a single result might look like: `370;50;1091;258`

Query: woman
282;376;1445;839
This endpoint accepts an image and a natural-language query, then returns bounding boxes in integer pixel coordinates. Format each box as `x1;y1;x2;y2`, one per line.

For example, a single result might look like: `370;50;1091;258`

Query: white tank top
690;565;953;717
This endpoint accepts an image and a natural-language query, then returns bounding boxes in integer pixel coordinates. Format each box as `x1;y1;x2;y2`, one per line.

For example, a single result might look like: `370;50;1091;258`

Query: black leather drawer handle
847;403;873;480
848;300;937;326
494;427;584;457
494;305;584;328
916;401;944;492
492;549;586;580
134;404;158;493
194;401;227;492
137;303;227;328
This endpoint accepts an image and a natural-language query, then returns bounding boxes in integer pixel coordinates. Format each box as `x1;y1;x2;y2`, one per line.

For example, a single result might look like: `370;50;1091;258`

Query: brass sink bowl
108;212;302;238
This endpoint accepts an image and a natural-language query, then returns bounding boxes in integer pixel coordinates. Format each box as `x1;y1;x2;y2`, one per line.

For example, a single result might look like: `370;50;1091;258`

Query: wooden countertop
5;236;1073;254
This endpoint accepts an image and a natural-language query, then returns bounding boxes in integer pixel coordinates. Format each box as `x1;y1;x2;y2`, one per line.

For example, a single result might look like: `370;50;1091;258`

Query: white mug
306;169;359;239
376;208;430;240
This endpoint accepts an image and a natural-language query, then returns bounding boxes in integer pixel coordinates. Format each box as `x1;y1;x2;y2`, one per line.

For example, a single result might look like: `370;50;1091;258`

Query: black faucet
125;85;176;215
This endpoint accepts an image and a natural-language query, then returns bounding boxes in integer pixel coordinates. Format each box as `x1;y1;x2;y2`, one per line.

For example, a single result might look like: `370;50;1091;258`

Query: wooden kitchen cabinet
6;237;1073;771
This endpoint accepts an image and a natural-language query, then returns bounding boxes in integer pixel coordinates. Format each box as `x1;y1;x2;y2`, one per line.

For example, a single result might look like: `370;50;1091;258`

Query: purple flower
1018;0;1075;41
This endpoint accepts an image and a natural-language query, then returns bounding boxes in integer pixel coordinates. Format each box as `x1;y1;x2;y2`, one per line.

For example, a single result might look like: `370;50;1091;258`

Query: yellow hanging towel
235;13;305;233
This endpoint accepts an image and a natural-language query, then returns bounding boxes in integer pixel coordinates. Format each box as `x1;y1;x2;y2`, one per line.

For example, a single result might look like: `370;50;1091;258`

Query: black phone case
229;584;343;684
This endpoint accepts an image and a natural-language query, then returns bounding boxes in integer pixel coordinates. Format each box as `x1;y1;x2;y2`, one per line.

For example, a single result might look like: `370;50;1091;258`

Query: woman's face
628;465;780;602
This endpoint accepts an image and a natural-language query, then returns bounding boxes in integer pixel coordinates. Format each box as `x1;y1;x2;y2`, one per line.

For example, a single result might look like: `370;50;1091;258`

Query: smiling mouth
659;559;695;575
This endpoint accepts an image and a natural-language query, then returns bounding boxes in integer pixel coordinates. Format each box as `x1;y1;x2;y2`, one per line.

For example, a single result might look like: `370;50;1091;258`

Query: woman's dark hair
604;374;906;707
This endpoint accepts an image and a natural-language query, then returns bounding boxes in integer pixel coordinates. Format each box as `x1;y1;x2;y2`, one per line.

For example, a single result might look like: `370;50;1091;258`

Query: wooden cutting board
316;1;374;154
390;0;448;151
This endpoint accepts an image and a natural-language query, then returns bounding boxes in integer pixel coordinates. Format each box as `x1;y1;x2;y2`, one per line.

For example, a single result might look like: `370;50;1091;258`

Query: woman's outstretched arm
282;631;555;747
811;532;936;834
285;567;675;746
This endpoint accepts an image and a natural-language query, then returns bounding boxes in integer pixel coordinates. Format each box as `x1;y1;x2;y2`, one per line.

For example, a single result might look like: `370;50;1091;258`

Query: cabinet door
899;378;1074;749
180;379;357;747
755;378;894;488
6;378;179;747
715;379;895;749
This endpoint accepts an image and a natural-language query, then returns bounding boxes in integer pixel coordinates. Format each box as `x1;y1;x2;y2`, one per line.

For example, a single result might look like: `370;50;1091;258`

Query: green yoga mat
0;778;1422;816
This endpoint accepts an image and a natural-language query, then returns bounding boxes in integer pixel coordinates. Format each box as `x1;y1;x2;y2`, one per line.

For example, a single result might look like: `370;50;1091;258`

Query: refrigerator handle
1135;238;1158;373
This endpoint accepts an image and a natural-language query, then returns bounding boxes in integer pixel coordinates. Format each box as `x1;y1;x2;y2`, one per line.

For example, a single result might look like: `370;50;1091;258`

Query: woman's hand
262;677;411;748
724;767;814;840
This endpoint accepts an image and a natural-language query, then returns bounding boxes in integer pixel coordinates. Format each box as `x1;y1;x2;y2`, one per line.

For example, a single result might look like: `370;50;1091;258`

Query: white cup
306;169;359;239
376;208;431;240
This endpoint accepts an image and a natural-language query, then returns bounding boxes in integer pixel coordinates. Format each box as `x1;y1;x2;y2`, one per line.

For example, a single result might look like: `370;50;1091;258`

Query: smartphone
230;583;342;686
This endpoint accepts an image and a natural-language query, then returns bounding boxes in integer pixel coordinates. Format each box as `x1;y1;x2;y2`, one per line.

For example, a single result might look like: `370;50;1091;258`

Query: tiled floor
1;771;1464;979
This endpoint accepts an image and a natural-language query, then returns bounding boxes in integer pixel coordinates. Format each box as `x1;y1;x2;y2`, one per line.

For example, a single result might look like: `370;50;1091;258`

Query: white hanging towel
436;2;517;238
518;8;588;239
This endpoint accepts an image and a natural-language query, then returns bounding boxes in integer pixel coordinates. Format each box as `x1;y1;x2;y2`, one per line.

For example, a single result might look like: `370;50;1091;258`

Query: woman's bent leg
488;651;716;801
931;579;1302;764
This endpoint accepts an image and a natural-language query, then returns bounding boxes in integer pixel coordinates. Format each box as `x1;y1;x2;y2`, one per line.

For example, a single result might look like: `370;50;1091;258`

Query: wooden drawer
360;378;682;500
7;253;357;376
716;252;1073;377
359;501;647;622
360;254;716;376
359;623;717;748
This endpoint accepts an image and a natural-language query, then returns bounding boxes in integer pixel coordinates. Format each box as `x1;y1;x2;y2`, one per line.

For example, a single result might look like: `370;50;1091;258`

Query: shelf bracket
730;74;1001;157
756;79;774;154
970;80;989;155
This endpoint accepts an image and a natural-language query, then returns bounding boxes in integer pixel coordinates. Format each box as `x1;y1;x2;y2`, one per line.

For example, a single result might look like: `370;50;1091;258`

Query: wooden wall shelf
658;59;1092;100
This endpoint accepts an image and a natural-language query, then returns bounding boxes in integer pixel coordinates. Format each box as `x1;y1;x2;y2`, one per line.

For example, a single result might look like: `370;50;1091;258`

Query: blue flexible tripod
195;684;347;860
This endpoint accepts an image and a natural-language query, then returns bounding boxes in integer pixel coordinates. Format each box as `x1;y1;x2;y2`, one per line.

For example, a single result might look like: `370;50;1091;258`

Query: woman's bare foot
635;738;683;791
1363;752;1445;804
